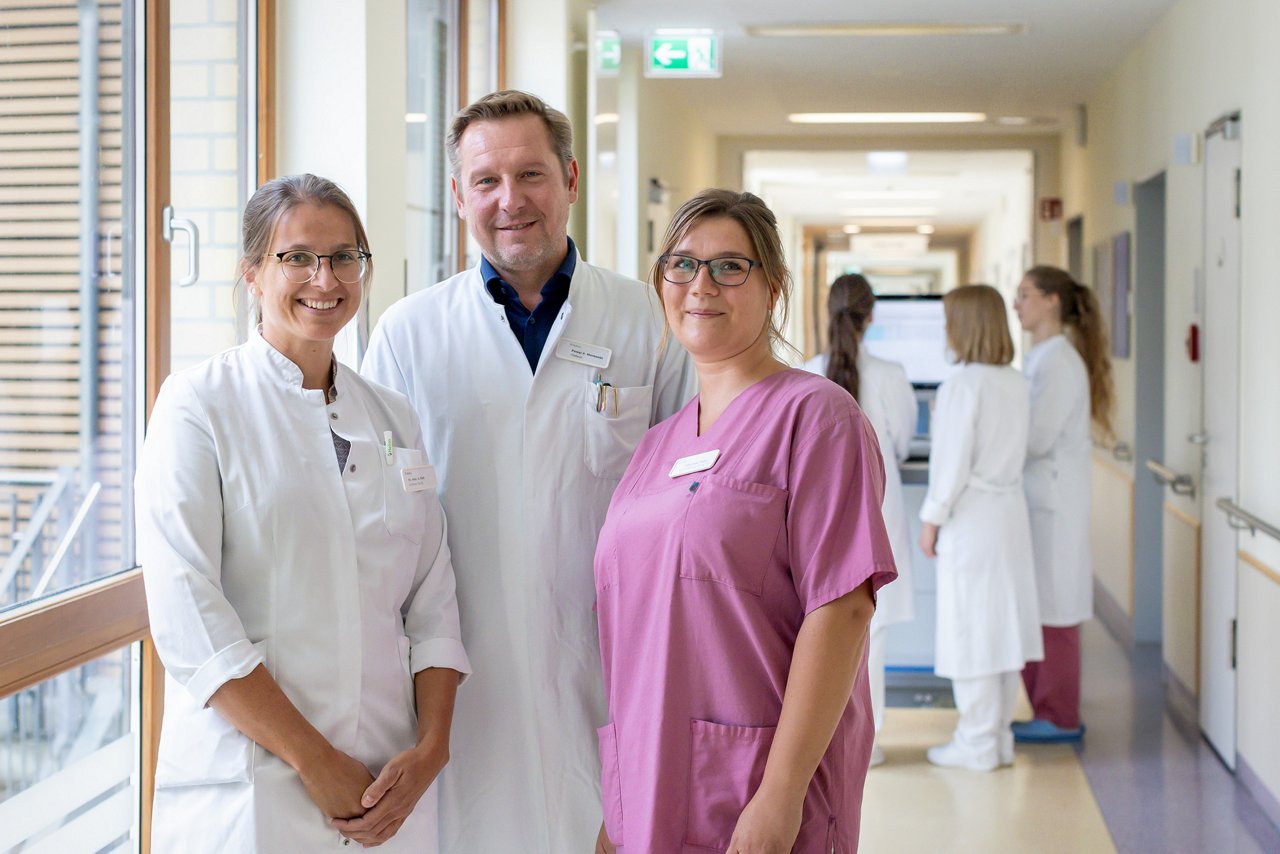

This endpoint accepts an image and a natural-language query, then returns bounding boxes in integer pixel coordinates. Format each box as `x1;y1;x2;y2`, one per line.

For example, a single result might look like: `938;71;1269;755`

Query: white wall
276;0;407;361
1063;0;1280;808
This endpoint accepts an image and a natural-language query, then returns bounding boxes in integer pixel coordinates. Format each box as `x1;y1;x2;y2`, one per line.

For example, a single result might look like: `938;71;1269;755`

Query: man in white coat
363;90;695;853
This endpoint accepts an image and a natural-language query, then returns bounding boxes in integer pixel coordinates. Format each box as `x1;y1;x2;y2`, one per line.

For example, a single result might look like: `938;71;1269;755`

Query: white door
1198;114;1241;769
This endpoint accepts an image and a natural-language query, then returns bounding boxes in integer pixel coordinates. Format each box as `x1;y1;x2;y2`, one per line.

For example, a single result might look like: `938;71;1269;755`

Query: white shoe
926;740;999;772
999;733;1015;767
868;744;886;768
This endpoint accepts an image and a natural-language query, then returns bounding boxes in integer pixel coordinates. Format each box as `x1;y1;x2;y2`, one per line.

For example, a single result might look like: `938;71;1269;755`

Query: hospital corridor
2;0;1280;852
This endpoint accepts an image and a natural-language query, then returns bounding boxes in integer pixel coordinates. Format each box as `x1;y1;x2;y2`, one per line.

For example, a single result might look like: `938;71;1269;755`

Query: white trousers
951;671;1019;765
868;625;889;734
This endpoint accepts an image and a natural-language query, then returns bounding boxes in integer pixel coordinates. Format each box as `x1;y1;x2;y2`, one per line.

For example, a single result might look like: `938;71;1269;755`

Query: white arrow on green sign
596;30;621;75
645;29;721;78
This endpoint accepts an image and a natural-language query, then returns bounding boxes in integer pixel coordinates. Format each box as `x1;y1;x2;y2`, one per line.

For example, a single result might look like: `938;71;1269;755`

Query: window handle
162;204;200;287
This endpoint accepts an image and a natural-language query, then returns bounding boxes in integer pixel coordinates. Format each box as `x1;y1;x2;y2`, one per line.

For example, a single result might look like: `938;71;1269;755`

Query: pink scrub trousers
594;371;898;853
1020;624;1082;729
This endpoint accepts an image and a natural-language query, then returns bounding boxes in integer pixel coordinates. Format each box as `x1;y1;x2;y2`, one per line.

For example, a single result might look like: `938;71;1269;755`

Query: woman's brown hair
943;284;1015;366
651;189;793;349
824;274;876;401
1024;265;1115;439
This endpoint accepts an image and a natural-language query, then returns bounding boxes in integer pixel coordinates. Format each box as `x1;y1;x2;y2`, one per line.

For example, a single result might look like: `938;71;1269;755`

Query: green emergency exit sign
645;30;721;78
596;30;620;75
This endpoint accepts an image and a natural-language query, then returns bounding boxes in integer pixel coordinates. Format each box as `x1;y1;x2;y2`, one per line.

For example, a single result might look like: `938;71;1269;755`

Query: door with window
0;1;261;850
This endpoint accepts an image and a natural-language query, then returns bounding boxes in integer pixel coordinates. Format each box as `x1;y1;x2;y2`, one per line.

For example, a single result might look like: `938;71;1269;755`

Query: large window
406;0;460;290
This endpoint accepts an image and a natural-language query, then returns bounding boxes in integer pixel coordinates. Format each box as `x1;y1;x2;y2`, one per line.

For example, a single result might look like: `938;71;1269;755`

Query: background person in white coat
803;273;915;768
919;285;1043;772
138;175;470;851
1011;265;1115;743
362;91;695;853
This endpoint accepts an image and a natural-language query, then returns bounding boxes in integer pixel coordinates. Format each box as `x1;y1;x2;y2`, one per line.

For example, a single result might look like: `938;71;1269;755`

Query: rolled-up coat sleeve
137;375;264;707
403;498;472;680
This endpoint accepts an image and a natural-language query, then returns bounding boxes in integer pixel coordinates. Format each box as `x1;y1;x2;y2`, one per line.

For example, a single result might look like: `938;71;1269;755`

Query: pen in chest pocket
593;374;619;416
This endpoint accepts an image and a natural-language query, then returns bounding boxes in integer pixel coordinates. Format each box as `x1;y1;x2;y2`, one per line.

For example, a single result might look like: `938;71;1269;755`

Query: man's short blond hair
446;90;574;180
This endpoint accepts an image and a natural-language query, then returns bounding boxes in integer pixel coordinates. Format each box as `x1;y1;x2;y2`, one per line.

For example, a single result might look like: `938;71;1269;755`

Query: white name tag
401;464;437;493
555;337;612;369
669;449;721;478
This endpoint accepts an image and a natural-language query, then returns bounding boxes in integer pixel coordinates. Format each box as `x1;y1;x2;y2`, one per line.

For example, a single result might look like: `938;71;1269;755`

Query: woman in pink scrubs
593;189;898;854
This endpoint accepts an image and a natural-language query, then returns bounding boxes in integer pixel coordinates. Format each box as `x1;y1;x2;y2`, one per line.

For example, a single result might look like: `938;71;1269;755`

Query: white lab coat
137;333;470;853
1024;335;1093;626
803;348;916;627
363;257;695;853
921;364;1043;679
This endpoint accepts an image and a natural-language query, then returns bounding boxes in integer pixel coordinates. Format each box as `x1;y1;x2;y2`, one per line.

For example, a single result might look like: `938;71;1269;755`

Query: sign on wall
645;29;721;78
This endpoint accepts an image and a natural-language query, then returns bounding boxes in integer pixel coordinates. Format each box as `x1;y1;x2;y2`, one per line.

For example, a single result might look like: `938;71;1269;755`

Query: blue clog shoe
1011;718;1086;743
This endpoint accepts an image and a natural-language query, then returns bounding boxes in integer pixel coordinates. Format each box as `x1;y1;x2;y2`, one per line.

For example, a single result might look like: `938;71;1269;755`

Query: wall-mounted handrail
1144;459;1195;497
1216;498;1280;544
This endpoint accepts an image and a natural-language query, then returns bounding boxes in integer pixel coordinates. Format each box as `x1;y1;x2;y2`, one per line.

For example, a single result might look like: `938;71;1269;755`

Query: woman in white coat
919;285;1043;771
804;273;916;767
137;175;470;851
1011;265;1114;742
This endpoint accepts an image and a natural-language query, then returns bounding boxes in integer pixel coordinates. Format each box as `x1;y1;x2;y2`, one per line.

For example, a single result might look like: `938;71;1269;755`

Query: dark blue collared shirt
482;237;577;372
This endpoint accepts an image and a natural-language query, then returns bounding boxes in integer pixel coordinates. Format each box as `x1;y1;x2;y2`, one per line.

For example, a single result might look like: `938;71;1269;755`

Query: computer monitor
862;294;958;389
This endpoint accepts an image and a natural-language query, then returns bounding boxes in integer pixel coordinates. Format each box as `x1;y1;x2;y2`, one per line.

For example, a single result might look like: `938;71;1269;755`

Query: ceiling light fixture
405;112;428;123
917;224;936;234
841;207;940;217
843;224;862;234
790;112;987;124
837;189;943;201
594;113;620;125
748;22;1024;38
997;116;1032;126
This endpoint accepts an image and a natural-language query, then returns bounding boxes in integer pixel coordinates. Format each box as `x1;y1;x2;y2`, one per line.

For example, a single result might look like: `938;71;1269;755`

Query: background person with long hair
803;274;916;767
1011;265;1115;742
593;190;896;853
918;285;1043;771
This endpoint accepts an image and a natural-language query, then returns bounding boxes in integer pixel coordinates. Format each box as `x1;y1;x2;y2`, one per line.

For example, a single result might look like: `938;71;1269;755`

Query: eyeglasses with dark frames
659;254;759;287
268;249;372;284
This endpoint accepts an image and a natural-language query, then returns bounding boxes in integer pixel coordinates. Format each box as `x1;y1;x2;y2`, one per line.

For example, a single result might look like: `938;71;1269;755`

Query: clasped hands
299;741;448;848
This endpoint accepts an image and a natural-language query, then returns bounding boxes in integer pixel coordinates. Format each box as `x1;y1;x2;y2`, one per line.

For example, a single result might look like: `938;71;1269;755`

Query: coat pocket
597;722;625;846
383;448;431;543
154;640;268;789
680;475;787;596
684;719;776;849
583;381;653;480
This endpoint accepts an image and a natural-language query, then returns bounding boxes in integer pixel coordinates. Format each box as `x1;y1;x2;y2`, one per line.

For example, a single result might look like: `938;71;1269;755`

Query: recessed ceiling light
997;116;1031;126
841;207;940;217
917;224;936;234
837;189;943;200
405;112;428;123
789;112;987;124
748;22;1024;38
843;224;862;234
594;113;620;125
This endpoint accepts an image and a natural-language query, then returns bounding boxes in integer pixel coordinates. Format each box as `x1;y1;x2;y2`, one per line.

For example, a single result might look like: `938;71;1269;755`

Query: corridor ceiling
593;0;1179;136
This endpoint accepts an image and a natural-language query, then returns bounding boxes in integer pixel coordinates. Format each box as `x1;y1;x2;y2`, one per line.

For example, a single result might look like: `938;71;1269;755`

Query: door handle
1188;432;1209;445
162;204;200;287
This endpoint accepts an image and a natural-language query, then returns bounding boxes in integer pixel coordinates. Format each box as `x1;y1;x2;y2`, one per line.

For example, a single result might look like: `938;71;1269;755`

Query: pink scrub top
594;369;897;853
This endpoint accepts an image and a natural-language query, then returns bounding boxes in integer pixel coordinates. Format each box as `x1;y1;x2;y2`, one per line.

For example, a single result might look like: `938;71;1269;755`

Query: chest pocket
583;381;653;480
679;474;787;596
383;448;433;543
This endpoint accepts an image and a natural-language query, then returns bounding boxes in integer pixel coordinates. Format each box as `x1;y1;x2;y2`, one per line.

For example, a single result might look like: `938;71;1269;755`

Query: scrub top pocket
583;381;653;480
683;719;776;849
680;474;787;596
382;448;432;543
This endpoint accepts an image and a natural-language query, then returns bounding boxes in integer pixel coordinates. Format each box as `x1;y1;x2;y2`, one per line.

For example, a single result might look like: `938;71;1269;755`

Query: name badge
401;464;437;493
556;338;612;369
669;449;721;478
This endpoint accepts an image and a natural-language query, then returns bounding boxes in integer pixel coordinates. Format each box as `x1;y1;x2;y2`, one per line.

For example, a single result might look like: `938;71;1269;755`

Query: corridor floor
860;622;1280;853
